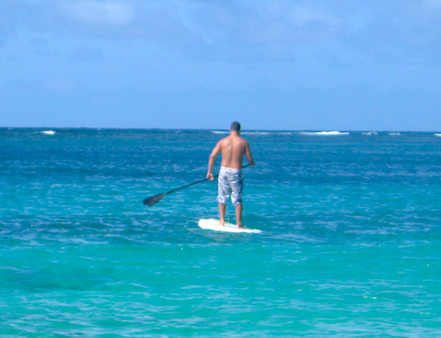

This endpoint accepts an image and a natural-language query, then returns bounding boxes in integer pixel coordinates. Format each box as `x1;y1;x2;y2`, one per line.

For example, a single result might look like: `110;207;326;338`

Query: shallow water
1;129;441;337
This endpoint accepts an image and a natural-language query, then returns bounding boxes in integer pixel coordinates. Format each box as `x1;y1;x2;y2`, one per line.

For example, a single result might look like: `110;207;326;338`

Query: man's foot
218;220;225;226
236;223;246;229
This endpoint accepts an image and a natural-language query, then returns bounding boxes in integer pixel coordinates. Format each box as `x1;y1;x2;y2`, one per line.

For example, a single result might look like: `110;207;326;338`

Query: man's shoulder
238;136;249;144
219;135;231;143
219;135;248;145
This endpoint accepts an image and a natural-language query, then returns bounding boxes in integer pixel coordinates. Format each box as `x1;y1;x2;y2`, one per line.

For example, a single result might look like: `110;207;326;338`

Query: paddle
143;164;251;206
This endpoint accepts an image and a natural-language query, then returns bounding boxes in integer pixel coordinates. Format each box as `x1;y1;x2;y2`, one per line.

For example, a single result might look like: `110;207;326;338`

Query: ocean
1;128;441;337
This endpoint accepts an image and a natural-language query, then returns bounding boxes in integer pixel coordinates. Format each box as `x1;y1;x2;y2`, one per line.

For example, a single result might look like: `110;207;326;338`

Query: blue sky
1;0;441;130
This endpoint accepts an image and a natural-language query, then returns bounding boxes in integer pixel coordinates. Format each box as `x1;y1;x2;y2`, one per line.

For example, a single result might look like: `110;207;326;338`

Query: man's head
230;121;241;133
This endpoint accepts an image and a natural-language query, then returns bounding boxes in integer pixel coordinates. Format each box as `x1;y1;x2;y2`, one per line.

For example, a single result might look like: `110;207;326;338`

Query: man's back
219;135;249;169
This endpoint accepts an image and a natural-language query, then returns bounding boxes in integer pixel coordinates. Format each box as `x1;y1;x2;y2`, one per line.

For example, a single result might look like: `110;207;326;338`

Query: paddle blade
143;193;166;206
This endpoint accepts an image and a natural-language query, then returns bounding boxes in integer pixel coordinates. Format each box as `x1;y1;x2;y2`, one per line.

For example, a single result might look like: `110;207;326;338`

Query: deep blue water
1;128;441;337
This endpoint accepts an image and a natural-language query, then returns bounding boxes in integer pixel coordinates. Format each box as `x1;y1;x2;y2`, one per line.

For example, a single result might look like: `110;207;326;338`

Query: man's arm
245;141;256;166
207;141;222;180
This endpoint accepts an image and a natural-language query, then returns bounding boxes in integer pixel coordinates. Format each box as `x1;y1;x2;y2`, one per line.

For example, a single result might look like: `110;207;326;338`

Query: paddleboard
198;218;262;233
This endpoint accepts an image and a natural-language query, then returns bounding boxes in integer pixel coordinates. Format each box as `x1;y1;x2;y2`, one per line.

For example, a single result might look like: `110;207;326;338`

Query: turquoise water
1;128;441;337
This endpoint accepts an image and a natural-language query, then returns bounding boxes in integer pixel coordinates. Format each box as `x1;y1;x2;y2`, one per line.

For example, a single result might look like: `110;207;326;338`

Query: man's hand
206;172;214;180
250;161;256;167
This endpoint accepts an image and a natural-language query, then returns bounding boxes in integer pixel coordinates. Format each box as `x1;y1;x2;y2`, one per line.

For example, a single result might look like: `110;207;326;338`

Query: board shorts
217;166;243;207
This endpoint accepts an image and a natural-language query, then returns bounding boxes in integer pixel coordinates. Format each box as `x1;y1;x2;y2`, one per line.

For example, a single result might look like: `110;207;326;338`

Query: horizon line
2;126;441;133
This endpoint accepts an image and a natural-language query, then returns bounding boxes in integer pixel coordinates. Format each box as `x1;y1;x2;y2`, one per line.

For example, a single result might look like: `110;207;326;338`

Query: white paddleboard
198;219;262;233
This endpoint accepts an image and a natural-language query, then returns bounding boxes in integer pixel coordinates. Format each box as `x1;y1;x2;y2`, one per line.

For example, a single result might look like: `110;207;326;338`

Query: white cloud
2;0;441;63
59;0;135;26
25;0;194;42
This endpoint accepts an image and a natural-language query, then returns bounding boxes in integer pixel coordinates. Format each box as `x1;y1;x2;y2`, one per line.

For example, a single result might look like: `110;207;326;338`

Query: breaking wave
299;131;349;136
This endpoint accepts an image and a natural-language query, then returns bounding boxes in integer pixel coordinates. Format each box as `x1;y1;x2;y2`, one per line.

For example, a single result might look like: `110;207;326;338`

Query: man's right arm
245;141;255;166
207;141;222;180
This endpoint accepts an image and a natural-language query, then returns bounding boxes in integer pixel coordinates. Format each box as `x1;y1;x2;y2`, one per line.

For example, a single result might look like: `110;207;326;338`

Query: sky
1;0;441;131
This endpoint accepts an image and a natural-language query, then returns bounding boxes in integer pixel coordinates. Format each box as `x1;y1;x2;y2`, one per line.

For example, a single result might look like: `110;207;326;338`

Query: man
206;121;255;228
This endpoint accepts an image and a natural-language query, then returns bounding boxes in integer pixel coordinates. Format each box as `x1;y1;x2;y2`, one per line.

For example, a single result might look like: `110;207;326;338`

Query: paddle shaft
143;164;251;206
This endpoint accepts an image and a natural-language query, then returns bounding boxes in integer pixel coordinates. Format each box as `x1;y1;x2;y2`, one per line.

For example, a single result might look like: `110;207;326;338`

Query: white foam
299;131;349;136
362;132;378;136
389;132;400;136
41;130;56;135
211;131;229;134
241;131;270;135
434;133;441;137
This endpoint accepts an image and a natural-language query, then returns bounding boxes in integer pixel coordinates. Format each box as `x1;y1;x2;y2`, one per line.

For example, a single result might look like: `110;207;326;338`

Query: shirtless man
206;121;255;228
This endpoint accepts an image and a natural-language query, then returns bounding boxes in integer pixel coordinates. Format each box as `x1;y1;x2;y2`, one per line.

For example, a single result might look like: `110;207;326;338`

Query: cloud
2;0;441;63
175;1;349;61
60;1;135;26
30;0;194;42
187;1;344;44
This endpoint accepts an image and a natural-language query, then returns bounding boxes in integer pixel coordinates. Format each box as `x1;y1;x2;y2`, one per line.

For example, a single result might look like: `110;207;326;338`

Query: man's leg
218;203;226;225
235;203;244;228
230;169;244;228
217;167;229;226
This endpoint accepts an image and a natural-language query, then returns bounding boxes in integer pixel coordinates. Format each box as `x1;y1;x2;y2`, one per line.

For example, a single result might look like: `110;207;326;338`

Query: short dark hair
230;121;241;131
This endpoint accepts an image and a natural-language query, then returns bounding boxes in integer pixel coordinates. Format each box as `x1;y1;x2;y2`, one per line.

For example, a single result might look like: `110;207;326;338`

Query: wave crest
299;131;349;136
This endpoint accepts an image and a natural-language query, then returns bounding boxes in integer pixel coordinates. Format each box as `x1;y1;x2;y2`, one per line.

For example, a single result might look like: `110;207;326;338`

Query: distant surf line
211;131;292;135
298;131;349;136
211;130;351;136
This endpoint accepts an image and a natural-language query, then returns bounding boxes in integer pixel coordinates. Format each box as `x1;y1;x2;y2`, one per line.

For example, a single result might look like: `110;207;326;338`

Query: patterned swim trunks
217;166;243;207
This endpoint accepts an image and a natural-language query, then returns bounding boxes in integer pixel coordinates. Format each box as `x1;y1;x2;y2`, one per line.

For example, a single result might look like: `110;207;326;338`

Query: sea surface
1;128;441;337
